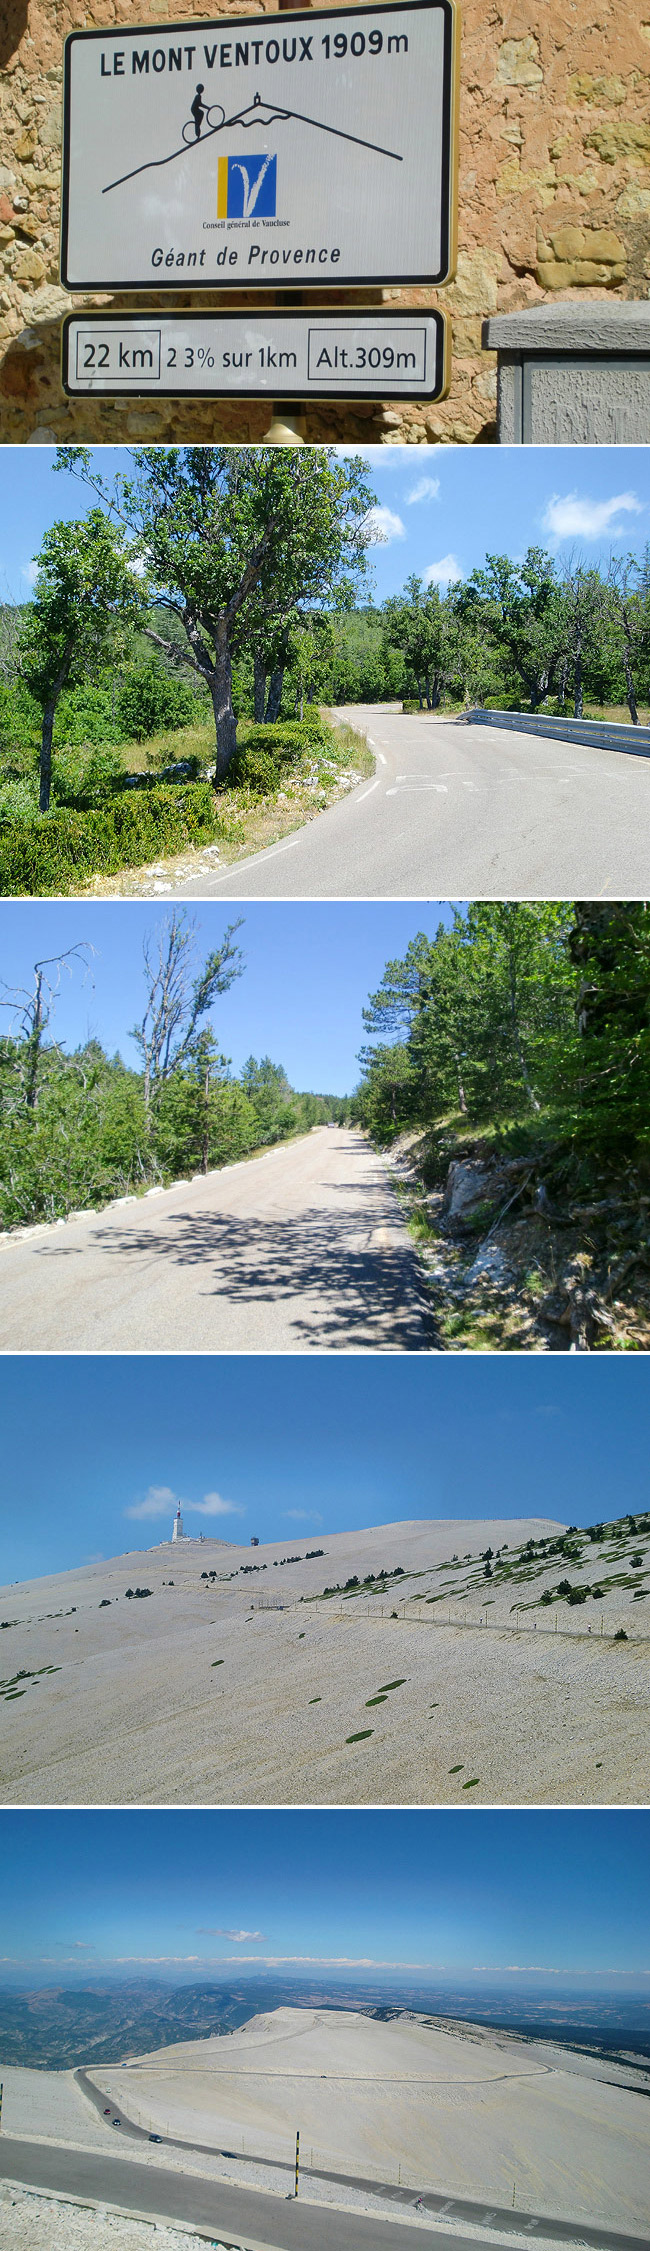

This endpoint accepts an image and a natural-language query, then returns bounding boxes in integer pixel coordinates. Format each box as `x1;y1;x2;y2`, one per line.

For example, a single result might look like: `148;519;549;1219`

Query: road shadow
85;1202;435;1350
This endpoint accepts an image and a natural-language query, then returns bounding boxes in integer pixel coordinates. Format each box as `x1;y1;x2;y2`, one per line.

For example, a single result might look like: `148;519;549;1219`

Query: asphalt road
0;1128;432;1354
74;2071;650;2251
175;706;650;898
3;2140;649;2251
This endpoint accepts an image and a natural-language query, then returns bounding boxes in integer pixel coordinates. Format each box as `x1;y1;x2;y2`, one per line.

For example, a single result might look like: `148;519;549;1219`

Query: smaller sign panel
61;307;449;400
61;2;458;291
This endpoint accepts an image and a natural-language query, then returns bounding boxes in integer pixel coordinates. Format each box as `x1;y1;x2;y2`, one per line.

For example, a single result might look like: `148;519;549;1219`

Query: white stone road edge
1;2178;265;2250
0;1136;317;1248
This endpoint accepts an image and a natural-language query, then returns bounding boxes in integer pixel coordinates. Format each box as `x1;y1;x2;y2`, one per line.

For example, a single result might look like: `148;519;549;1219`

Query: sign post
61;306;450;403
61;2;459;293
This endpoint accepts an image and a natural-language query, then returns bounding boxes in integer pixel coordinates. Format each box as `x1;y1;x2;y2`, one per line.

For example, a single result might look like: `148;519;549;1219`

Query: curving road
0;1128;432;1354
1;2136;648;2251
174;706;650;899
74;2068;650;2251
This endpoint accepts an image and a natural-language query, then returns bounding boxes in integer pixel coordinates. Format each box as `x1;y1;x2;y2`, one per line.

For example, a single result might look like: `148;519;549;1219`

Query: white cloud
125;1485;244;1521
124;1485;177;1520
186;1492;245;1518
407;476;441;505
542;490;644;541
22;561;38;587
283;1509;323;1525
197;1928;266;1941
424;554;463;586
367;505;406;543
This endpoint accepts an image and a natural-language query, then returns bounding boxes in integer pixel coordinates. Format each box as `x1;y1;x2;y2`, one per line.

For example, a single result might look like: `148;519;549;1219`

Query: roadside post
0;2082;3;2131
59;0;458;433
295;2128;300;2196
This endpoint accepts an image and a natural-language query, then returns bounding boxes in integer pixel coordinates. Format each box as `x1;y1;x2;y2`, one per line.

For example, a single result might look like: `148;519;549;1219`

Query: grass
75;714;373;895
346;1729;373;1744
211;1659;225;1668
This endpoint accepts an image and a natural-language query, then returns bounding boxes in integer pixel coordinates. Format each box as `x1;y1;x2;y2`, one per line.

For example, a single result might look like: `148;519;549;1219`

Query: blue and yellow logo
217;153;277;219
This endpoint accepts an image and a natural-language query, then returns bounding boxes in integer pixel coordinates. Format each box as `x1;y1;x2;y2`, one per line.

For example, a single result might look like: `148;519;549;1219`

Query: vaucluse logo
217;151;278;218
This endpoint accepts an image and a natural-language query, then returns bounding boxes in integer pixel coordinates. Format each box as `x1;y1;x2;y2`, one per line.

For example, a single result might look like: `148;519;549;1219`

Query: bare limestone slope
91;2006;650;2238
1;1516;648;1806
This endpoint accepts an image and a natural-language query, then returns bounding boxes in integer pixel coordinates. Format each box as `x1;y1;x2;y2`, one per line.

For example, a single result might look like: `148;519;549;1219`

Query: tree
131;913;244;1114
240;1055;297;1141
16;512;145;811
382;576;448;708
459;548;565;712
56;448;376;781
606;552;650;725
0;944;94;1111
557;558;609;720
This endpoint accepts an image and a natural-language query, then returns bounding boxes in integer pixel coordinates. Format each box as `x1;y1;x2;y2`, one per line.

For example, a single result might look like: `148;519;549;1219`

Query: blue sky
0;1809;647;1982
2;1356;648;1582
1;445;649;603
0;901;456;1094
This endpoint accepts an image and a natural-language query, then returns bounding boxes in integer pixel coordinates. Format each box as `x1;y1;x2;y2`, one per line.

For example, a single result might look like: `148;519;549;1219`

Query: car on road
149;2133;163;2142
103;2107;110;2115
111;2118;121;2127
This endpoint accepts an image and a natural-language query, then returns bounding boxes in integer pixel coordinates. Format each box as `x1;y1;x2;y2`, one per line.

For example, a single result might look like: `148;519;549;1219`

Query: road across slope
0;1129;431;1354
2;1516;647;1806
174;707;650;898
87;2007;650;2241
10;2136;642;2251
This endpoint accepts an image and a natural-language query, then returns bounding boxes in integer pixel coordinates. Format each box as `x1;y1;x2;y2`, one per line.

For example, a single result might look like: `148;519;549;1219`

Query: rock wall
0;0;648;443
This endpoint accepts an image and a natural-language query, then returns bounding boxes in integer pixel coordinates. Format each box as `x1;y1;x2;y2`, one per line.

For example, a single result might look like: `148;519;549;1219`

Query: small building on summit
171;1505;185;1543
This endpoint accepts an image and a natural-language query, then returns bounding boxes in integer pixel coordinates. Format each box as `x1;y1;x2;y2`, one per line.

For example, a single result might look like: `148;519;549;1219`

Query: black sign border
61;304;450;401
60;0;459;292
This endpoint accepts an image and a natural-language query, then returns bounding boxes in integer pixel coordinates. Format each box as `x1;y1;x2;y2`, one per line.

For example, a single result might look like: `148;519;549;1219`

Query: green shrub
0;680;40;753
238;716;330;755
0;776;39;824
229;746;281;796
53;742;128;807
53;683;124;748
0;783;221;896
117;662;204;741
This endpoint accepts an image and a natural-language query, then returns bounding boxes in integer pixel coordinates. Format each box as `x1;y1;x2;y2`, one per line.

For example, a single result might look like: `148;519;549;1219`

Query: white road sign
61;1;458;290
61;308;450;399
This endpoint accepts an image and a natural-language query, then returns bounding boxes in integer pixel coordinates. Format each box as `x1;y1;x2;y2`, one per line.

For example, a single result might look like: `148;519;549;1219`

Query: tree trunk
454;1054;468;1114
265;666;284;721
574;645;583;719
24;969;45;1110
201;1060;210;1174
209;630;238;781
508;956;541;1111
253;649;267;723
39;699;57;812
622;642;639;726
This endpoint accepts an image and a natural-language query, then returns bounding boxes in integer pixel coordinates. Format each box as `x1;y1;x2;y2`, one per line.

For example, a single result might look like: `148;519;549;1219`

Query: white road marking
377;751;388;767
357;778;382;803
386;782;448;796
208;834;301;879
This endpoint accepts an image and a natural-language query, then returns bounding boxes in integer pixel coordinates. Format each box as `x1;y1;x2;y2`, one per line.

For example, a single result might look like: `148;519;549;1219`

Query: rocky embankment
0;2182;233;2251
388;1131;650;1350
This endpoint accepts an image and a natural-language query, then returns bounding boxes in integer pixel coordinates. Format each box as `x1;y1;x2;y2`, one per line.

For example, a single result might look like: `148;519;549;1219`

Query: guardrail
329;1599;643;1644
457;709;650;757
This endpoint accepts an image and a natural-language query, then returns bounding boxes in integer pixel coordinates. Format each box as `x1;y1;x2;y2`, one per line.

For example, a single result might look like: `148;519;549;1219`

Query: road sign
61;307;450;400
61;0;458;291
